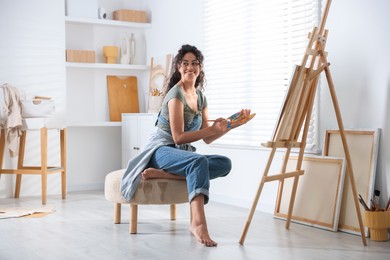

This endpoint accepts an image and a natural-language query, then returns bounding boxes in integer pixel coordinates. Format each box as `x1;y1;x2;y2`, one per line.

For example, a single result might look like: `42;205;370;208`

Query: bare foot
141;168;185;180
189;224;218;247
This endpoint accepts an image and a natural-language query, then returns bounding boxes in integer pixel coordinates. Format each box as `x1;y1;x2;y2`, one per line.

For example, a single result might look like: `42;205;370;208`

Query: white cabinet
65;16;151;126
122;113;157;168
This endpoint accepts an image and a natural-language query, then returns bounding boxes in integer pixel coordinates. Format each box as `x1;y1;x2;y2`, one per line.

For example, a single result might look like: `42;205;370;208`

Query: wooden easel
239;0;367;246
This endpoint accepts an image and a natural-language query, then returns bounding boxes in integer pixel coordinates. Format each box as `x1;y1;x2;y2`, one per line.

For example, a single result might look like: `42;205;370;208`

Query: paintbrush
358;194;370;211
386;197;390;211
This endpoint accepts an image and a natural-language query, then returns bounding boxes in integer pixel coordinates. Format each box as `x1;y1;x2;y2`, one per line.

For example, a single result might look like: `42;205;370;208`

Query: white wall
143;0;204;61
322;0;390;208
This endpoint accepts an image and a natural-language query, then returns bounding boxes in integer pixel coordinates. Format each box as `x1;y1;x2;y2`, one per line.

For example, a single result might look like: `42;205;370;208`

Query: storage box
66;0;98;19
66;50;96;63
113;9;147;23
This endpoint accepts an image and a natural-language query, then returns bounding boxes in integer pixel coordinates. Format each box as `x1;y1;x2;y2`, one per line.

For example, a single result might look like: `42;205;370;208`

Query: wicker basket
113;9;147;23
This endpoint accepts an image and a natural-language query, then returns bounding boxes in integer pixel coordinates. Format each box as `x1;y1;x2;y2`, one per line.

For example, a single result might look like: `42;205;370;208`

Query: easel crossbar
263;170;304;182
261;141;301;148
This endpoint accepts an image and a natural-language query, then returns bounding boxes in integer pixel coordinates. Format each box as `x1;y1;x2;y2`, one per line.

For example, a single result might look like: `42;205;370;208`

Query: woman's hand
237;109;251;119
211;118;229;133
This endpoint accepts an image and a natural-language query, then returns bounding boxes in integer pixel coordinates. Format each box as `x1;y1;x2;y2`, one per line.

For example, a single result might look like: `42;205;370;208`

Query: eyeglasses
180;60;201;68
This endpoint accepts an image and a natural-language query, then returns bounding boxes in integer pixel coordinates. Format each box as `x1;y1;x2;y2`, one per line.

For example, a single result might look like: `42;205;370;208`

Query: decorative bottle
129;33;136;64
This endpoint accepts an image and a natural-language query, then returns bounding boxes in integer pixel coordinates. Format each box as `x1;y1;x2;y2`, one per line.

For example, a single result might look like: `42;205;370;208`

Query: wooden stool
105;169;188;234
0;127;66;205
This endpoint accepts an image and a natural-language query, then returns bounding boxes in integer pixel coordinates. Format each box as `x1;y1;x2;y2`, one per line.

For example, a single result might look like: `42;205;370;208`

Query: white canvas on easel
275;155;346;231
323;129;380;236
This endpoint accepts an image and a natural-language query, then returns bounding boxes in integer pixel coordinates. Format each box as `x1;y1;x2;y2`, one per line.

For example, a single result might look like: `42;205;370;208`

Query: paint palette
227;111;256;129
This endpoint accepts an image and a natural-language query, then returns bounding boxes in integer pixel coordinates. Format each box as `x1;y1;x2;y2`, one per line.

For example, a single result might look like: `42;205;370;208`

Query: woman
121;44;247;247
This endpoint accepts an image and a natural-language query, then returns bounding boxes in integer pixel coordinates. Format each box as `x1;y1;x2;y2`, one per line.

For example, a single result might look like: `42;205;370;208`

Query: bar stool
0;127;66;205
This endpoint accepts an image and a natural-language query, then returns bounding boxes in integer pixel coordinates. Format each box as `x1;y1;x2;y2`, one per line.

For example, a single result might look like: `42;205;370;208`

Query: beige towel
0;83;23;157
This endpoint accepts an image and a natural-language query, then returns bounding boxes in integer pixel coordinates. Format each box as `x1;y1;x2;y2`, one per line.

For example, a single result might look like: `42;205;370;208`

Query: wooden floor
1;190;389;260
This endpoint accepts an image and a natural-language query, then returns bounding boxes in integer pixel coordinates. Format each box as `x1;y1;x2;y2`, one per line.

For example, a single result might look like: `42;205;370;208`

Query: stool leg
114;203;121;224
41;174;47;205
15;130;27;198
14;175;22;198
60;129;66;200
41;128;48;205
130;204;138;234
170;204;176;220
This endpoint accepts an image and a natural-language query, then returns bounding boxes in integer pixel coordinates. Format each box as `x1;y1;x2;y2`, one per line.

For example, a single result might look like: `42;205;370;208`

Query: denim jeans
147;145;232;204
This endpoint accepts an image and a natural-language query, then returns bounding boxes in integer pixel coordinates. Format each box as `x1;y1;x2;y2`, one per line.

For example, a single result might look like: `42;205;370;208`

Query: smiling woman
120;44;243;247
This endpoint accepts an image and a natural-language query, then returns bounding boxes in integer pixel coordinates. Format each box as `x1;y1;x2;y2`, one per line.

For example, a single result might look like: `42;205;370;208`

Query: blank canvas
323;129;380;236
275;155;346;231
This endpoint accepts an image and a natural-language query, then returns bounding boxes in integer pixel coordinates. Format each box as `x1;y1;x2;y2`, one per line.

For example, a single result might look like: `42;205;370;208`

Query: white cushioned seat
104;169;188;233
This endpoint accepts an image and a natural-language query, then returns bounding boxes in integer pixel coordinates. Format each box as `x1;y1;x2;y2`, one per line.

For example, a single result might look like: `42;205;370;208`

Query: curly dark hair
165;44;206;94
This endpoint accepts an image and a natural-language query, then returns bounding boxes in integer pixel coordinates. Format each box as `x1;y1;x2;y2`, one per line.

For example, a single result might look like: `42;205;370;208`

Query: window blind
203;0;321;150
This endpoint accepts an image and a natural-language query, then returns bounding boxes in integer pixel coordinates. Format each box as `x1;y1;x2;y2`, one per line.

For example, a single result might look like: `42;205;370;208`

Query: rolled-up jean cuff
188;188;209;204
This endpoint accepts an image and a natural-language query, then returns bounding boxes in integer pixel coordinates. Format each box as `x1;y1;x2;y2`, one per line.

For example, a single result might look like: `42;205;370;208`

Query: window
204;0;321;150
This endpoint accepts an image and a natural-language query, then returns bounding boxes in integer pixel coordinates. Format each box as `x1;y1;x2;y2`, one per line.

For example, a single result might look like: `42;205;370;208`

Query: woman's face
178;52;201;84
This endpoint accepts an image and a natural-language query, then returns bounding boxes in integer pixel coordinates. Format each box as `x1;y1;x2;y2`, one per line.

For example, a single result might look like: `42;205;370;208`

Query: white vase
120;34;130;64
148;96;163;113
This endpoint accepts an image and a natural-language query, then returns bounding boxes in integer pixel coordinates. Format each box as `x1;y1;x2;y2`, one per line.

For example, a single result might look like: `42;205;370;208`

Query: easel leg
275;147;296;230
274;148;292;213
285;176;300;229
324;67;367;246
239;148;276;245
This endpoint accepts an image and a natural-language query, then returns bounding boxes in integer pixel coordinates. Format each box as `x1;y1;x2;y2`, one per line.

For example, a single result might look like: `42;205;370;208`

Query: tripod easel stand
239;0;367;246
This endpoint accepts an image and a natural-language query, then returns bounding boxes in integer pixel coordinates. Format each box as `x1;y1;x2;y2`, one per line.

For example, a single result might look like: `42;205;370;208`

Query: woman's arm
200;106;230;144
168;98;228;145
202;108;253;143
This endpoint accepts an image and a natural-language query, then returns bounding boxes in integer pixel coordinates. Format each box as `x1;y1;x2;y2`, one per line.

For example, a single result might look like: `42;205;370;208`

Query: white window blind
204;0;321;150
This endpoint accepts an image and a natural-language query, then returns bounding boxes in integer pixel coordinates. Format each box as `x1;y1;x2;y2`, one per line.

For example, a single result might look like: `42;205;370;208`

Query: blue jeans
147;145;232;204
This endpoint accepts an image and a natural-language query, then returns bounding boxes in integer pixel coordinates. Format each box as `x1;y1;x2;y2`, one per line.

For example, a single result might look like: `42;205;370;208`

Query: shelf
65;14;150;129
66;62;149;70
65;16;152;29
67;121;122;127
